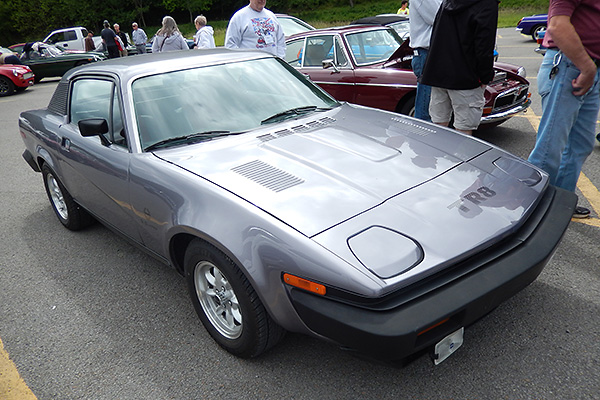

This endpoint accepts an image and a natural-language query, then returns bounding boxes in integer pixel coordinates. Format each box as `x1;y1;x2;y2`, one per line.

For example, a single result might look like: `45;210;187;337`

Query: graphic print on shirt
251;17;275;49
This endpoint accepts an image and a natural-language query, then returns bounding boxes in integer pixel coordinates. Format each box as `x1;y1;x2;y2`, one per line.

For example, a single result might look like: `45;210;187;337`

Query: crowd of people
95;13;218;58
98;0;285;57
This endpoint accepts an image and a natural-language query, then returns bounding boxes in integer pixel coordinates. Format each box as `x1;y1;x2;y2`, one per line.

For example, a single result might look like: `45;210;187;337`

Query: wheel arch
169;231;245;278
395;91;416;116
35;148;58;174
167;226;316;335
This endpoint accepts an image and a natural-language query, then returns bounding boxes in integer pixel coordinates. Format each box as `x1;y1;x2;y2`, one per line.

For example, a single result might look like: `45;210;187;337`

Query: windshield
389;21;410;39
40;44;63;57
132;57;338;150
279;17;314;36
345;28;403;65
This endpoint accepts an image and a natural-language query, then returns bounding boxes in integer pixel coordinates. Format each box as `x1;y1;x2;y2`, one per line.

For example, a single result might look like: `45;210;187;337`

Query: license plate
433;327;464;365
23;73;33;79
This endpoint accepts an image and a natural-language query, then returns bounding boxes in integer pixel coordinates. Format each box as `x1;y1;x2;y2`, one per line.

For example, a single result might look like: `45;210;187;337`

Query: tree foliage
163;0;213;23
0;0;550;45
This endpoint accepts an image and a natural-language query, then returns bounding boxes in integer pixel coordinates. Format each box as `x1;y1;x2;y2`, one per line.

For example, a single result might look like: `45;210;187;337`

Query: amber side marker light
418;318;450;336
283;273;326;295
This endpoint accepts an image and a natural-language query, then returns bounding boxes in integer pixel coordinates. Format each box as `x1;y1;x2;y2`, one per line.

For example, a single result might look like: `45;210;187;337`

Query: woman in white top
193;15;216;49
152;16;189;53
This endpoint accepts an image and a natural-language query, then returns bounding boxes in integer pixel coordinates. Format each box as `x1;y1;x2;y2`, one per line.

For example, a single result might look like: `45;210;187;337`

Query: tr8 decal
448;186;497;212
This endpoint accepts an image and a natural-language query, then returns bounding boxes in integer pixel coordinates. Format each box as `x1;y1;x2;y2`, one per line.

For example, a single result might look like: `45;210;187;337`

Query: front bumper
288;185;576;362
480;98;531;125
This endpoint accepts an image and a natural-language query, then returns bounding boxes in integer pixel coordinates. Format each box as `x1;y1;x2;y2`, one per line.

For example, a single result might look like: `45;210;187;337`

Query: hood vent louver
257;117;336;142
391;117;436;137
232;160;304;192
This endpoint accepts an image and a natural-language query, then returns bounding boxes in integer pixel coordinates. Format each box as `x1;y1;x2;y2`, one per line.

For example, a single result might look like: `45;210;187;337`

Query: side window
112;89;126;147
284;39;304;67
48;32;63;43
64;31;77;41
70;79;127;148
304;35;333;67
334;36;348;67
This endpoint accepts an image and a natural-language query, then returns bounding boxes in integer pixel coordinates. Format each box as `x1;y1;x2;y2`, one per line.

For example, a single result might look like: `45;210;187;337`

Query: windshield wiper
261;106;331;125
144;130;231;151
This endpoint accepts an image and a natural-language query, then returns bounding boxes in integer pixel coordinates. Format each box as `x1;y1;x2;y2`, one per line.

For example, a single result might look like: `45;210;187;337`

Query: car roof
62;48;274;83
351;15;409;25
522;14;547;20
286;24;391;40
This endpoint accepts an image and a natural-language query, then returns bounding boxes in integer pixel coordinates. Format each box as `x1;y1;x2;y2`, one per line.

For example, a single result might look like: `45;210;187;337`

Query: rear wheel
184;239;285;358
42;164;94;230
0;76;15;97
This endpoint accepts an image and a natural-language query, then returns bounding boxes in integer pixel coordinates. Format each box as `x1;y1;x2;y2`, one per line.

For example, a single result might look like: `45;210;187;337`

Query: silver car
19;49;576;365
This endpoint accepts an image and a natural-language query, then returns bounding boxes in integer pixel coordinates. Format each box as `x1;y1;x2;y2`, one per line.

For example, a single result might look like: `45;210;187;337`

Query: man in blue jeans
527;0;600;218
409;0;442;121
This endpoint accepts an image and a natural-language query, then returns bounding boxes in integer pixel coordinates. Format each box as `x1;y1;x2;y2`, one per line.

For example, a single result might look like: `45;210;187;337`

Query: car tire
397;95;416;117
0;76;15;97
531;25;545;41
184;239;285;358
42;164;94;230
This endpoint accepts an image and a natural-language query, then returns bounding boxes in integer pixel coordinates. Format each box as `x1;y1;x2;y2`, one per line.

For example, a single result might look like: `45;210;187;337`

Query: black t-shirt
101;28;117;48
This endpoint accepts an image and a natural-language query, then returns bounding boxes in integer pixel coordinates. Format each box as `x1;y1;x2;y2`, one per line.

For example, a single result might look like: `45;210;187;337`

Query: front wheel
0;76;15;97
184;240;285;358
42;164;94;230
397;94;416;117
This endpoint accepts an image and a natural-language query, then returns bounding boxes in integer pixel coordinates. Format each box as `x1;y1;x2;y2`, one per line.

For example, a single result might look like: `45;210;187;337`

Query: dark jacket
421;0;498;90
117;31;129;47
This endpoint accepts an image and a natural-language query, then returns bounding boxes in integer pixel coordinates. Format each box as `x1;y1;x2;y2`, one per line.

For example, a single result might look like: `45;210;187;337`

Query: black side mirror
78;118;110;146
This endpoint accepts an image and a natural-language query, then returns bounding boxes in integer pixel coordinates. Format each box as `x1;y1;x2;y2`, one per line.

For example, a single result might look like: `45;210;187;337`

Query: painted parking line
518;111;600;226
0;338;37;399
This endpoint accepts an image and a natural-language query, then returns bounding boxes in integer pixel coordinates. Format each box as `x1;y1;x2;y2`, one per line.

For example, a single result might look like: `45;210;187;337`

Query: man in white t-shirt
225;0;286;58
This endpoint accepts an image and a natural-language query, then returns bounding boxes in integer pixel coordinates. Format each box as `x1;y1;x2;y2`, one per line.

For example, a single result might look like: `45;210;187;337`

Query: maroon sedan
285;25;530;128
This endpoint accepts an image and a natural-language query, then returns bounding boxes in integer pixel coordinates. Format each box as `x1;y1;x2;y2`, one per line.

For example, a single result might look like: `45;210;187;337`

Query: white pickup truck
43;27;103;51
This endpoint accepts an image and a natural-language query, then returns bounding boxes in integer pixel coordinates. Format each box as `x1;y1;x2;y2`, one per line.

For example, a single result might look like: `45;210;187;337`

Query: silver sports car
19;49;576;365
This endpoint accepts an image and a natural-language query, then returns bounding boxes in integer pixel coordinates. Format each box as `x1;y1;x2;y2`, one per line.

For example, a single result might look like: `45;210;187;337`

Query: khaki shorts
429;86;486;131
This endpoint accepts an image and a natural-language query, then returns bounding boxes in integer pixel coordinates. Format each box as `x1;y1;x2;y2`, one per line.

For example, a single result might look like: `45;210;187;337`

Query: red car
0;47;35;96
285;25;530;128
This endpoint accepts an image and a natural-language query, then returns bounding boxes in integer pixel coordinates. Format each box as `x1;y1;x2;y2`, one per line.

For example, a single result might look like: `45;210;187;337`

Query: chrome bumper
480;98;531;125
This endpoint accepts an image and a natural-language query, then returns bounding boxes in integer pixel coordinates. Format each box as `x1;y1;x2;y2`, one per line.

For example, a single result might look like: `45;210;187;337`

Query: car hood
156;104;545;244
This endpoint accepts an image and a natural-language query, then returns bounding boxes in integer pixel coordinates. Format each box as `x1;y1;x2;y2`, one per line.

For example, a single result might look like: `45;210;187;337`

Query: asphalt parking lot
1;27;599;399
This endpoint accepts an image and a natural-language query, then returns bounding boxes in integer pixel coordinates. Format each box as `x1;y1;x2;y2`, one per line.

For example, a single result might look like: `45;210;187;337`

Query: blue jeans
528;49;600;192
411;48;432;122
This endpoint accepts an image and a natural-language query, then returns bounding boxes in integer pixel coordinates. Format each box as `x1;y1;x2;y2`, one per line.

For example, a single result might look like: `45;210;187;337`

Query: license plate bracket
433;327;464;365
